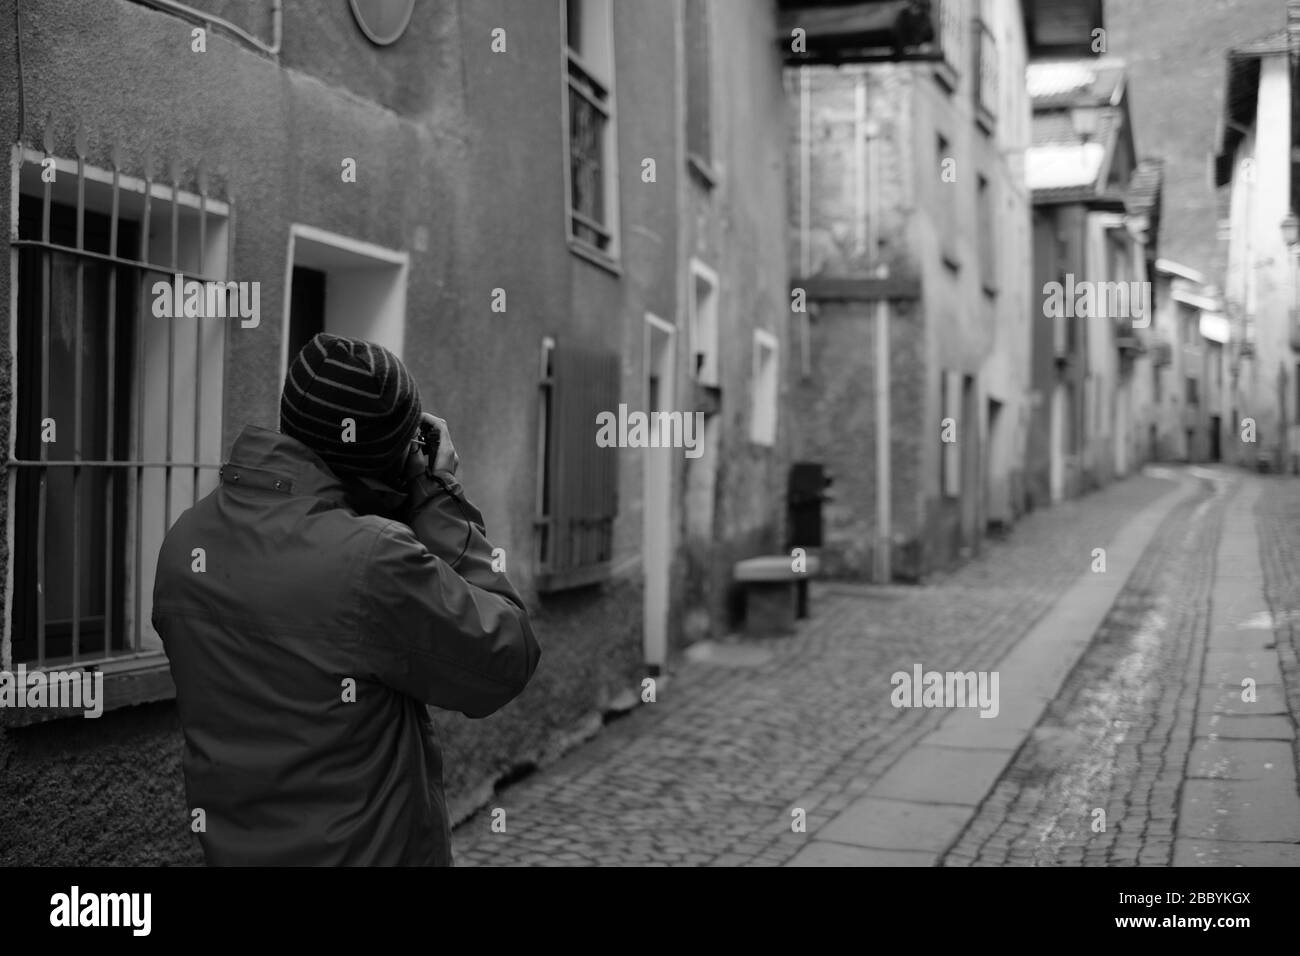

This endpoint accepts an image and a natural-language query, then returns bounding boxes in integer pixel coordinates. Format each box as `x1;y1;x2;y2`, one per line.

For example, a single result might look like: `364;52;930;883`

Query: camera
414;419;441;464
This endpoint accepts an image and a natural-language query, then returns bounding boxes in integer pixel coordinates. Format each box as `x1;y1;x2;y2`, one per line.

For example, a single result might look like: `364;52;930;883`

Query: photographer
153;332;540;866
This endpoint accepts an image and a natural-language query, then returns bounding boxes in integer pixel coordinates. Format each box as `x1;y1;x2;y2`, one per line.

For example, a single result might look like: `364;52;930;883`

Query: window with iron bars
565;0;617;259
7;147;228;693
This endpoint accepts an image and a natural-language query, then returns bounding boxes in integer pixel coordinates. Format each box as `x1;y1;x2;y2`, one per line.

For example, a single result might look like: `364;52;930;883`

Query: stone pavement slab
817;797;971;852
1195;682;1288;716
1178;778;1300;843
870;746;1016;806
1187;738;1296;782
786;842;934;867
1193;713;1294;740
1172;839;1300;866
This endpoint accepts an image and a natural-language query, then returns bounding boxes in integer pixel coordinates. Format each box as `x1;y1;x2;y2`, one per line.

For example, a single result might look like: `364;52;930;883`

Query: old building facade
784;0;1036;581
0;0;790;864
1215;14;1300;474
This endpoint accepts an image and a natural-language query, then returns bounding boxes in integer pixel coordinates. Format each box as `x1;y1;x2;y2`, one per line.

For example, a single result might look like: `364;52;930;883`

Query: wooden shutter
538;341;621;591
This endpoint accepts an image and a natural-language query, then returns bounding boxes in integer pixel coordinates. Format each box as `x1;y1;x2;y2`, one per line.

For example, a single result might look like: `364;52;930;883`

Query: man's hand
402;413;459;483
425;414;459;476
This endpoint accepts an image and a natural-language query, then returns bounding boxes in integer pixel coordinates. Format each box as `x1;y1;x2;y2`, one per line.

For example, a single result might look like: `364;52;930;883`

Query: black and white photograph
1;0;1297;930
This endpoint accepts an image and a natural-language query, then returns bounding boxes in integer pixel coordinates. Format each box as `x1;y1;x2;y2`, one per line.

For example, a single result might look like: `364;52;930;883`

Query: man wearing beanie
152;332;540;866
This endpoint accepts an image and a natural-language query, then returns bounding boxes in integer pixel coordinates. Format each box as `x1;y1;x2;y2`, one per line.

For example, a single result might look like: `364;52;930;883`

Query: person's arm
355;415;539;717
401;468;528;613
357;502;539;717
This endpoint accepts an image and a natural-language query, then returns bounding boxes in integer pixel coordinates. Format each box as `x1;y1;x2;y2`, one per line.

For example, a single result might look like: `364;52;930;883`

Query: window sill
687;154;717;189
0;655;174;728
568;239;623;277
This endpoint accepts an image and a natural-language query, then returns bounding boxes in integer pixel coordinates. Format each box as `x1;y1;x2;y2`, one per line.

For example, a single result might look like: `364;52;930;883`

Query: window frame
561;0;621;269
5;146;231;721
688;258;720;387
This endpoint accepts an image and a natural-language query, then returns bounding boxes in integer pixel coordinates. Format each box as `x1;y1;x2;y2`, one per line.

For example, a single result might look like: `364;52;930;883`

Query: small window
1186;376;1199;406
282;224;409;376
977;174;996;294
689;259;720;385
564;0;619;260
535;338;621;591
750;330;779;446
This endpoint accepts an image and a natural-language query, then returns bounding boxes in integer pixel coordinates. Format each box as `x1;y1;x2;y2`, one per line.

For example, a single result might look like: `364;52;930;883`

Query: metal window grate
7;144;230;671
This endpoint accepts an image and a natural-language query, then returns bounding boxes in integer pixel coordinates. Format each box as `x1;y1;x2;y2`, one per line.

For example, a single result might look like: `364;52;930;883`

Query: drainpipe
133;0;282;56
863;74;891;584
800;68;812;379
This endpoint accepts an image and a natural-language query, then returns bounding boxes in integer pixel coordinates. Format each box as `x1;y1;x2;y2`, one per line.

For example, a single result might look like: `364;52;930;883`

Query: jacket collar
222;425;408;517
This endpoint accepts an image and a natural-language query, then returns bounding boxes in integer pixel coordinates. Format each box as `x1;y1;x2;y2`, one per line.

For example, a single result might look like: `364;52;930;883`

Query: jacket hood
225;425;407;517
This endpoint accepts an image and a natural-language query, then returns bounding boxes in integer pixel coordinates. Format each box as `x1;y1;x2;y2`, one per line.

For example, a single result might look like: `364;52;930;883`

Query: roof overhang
778;0;942;66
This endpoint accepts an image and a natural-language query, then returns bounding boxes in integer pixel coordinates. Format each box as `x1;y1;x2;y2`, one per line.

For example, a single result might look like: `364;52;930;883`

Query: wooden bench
733;553;821;637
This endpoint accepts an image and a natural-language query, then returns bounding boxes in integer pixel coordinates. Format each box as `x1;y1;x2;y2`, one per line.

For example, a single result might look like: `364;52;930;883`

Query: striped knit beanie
280;333;422;478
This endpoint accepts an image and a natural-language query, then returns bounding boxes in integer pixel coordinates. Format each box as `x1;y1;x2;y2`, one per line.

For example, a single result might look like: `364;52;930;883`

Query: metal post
103;149;120;661
72;144;85;662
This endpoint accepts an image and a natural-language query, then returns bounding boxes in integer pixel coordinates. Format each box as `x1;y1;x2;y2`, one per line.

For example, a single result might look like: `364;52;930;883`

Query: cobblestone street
453;470;1195;866
940;469;1230;866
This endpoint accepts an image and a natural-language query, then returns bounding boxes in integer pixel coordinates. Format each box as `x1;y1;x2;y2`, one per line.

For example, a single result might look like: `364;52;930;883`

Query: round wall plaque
349;0;416;46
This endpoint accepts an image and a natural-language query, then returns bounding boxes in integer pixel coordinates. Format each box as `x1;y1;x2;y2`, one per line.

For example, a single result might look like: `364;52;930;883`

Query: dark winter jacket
153;425;539;866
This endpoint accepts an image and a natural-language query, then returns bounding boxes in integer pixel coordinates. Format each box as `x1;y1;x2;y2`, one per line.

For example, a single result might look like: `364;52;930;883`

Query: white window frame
6;146;229;680
688;258;720;386
750;329;779;447
279;223;409;379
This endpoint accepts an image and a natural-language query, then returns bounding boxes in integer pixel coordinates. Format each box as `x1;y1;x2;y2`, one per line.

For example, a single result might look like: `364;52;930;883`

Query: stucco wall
0;0;703;863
